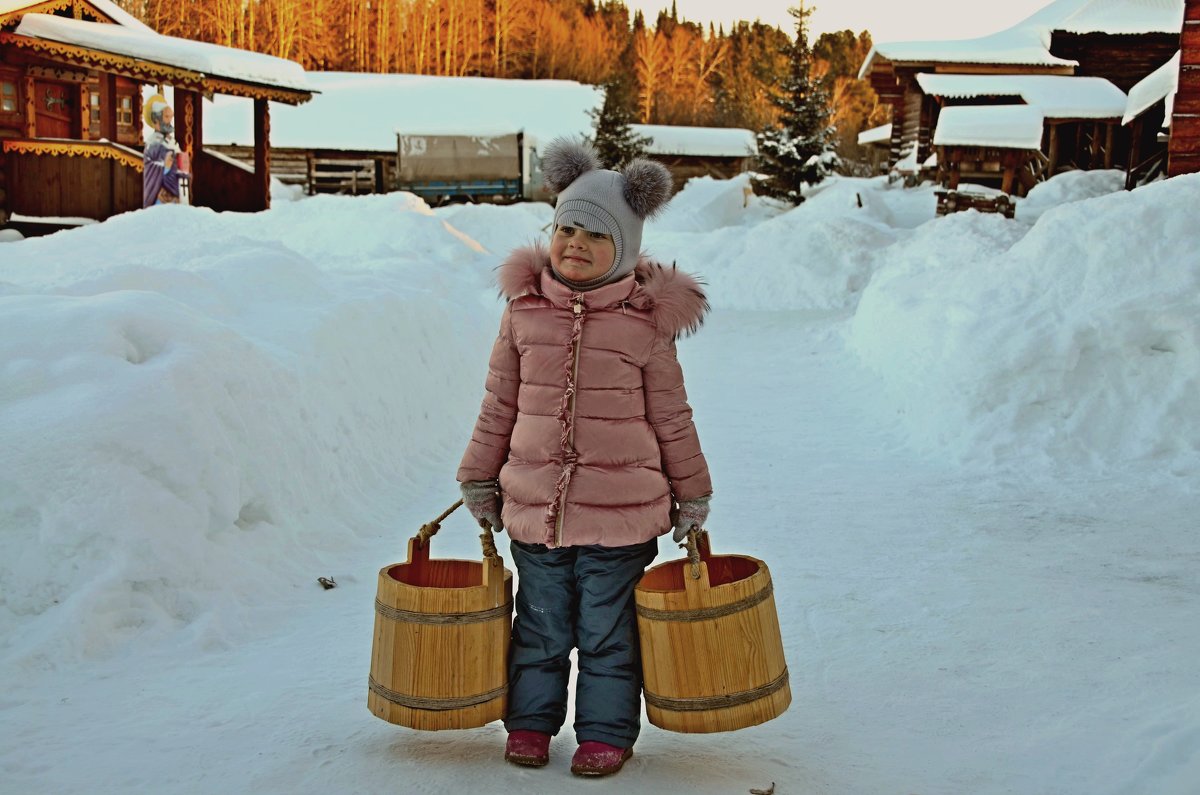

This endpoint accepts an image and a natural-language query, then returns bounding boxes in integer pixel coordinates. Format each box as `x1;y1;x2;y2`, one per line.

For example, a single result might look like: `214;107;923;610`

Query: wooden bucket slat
368;533;512;731
635;536;790;733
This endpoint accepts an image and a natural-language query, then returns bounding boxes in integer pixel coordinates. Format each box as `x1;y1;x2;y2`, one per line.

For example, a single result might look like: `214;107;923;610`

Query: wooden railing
1;138;142;220
192;147;266;213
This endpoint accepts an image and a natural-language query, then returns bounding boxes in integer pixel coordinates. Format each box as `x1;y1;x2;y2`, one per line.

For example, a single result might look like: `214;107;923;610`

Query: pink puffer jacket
458;243;712;548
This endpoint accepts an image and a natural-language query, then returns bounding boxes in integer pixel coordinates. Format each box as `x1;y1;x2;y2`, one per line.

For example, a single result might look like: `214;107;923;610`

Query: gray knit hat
542;138;673;289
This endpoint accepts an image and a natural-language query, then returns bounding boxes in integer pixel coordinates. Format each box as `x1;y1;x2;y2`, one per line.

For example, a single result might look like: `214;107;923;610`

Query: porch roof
917;73;1128;119
12;12;312;103
857;123;893;146
1123;50;1179;124
933;105;1046;149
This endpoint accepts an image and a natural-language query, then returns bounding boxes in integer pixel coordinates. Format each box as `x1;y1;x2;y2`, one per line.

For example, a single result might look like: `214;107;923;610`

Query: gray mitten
671;494;711;542
460;479;504;533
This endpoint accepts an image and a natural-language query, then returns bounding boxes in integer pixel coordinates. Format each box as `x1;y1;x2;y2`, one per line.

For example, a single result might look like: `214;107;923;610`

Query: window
117;94;132;126
1;81;17;113
89;91;100;124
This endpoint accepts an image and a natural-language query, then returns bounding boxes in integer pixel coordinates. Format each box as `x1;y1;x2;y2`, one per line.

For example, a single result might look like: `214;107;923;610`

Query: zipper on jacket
554;295;585;547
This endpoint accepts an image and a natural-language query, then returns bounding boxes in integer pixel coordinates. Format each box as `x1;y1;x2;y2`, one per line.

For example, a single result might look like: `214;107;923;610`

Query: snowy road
4;309;1196;794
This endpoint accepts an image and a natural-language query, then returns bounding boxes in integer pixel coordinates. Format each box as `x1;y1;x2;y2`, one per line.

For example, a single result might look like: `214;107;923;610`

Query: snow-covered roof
862;36;1076;75
933;105;1046;149
917;74;1127;118
630;124;757;157
204;72;602;152
14;13;311;93
859;0;1183;77
857;123;893;146
1123;50;1180;124
1056;0;1184;34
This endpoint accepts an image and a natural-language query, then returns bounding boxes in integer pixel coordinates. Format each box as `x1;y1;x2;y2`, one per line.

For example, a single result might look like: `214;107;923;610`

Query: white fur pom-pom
541;138;601;194
621;158;673;219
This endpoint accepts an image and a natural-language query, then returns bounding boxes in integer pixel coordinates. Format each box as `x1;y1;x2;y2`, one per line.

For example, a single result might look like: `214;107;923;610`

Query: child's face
549;224;616;283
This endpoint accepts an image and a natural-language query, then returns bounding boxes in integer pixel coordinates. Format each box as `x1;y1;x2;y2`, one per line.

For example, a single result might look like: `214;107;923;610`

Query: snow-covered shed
629;123;757;189
917;73;1131;192
858;0;1184;192
203;72;602;199
0;0;312;230
857;122;893;173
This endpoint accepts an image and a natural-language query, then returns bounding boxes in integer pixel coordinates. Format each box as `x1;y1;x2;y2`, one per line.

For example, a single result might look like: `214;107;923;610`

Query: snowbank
0;194;499;665
3;167;1197;674
649;175;930;311
1016;167;1126;221
849;173;1200;473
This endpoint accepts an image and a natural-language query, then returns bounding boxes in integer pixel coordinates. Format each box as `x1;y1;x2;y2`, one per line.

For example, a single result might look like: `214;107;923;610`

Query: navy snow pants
504;538;658;748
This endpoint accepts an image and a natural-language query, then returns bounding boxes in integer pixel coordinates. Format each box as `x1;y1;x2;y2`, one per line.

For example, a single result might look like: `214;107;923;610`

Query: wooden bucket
635;530;790;733
368;502;513;730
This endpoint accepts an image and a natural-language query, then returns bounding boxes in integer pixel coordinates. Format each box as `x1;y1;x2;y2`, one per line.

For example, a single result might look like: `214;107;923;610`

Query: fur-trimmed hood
496;242;709;338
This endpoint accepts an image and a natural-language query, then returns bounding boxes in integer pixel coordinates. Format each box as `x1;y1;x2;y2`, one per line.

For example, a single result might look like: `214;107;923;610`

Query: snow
1016;167;1127;221
630;124;758;157
14;13;311;92
203;73;603;153
1124;50;1180;124
2;168;1199;794
933;105;1046;149
917;73;1128;119
9;213;98;225
857;122;892;146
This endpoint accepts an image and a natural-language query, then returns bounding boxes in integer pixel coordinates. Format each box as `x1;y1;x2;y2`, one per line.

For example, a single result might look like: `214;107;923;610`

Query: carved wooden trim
27;65;89;83
2;138;143;171
23;75;35;137
0;0;73;27
204;76;310;105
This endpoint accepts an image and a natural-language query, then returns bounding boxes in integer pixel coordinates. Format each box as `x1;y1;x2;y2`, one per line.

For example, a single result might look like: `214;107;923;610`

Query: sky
622;0;1054;42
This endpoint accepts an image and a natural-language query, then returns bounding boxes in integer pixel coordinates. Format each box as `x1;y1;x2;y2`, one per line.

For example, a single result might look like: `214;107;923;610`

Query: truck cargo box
396;133;522;182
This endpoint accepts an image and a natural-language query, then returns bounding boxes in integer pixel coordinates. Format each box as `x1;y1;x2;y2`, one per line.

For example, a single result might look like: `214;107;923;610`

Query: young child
457;138;712;777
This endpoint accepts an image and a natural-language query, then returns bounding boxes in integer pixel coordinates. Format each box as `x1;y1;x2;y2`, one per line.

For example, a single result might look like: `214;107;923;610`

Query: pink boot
504;729;550;767
570;741;633;776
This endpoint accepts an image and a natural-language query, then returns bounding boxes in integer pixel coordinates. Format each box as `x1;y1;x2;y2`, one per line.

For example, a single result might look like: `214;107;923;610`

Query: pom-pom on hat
542;137;673;289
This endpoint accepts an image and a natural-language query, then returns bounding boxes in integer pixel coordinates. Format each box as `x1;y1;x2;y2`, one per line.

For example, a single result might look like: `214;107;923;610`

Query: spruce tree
755;3;837;204
590;43;652;169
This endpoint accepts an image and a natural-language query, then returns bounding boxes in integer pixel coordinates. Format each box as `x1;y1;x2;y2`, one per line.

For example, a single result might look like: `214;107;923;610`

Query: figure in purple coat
143;96;180;208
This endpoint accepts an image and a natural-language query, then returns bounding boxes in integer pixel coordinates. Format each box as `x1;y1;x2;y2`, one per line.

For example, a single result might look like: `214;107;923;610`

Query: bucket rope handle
414;499;501;563
682;526;709;580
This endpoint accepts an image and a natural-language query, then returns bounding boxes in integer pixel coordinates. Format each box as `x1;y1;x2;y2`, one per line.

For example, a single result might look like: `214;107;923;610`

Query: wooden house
0;0;312;233
859;0;1183;193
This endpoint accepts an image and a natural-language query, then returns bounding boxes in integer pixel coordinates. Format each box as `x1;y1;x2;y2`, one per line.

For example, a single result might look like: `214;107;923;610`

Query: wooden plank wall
1050;31;1181;92
7;150;140;218
1169;0;1200;177
192;149;264;212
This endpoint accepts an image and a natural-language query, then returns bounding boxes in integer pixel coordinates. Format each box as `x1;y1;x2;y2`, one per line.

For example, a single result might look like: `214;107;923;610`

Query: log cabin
0;0;312;235
1168;0;1200;176
859;0;1184;194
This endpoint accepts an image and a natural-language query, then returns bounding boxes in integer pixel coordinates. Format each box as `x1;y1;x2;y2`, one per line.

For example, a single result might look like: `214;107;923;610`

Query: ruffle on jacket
495;242;709;339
